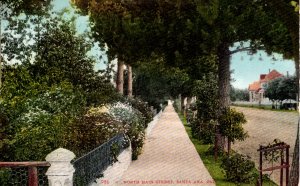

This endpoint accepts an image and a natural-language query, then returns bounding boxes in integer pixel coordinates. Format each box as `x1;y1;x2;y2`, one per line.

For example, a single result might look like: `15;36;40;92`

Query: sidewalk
117;102;215;186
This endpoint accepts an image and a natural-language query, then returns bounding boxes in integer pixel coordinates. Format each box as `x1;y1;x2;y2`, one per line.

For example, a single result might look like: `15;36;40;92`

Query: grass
231;104;297;113
178;113;278;186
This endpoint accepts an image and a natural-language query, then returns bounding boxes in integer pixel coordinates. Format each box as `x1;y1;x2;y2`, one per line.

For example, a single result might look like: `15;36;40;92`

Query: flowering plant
108;102;146;160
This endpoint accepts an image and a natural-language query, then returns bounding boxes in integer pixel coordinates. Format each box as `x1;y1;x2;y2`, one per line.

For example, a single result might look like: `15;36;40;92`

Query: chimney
287;71;289;77
260;74;266;80
269;69;271;73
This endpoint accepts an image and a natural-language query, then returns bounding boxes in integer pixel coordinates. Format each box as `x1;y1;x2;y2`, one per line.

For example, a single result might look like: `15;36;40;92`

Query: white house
248;69;283;102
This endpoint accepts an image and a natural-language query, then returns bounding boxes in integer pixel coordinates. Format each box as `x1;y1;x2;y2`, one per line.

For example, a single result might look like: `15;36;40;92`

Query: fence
0;133;129;186
0;110;160;185
0;162;50;186
72;133;129;185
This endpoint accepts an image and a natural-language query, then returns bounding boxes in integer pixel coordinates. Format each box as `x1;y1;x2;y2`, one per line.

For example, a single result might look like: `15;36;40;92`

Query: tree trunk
181;96;185;114
293;45;299;111
116;59;124;95
127;64;133;97
218;43;231;110
217;42;231;151
228;139;231;154
186;97;192;109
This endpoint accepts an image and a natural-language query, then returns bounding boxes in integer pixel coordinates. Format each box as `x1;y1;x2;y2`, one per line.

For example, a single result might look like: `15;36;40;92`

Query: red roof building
248;70;283;102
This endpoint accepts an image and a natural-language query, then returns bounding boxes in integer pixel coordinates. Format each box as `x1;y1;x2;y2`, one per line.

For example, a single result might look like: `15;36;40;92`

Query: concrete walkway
117;102;215;186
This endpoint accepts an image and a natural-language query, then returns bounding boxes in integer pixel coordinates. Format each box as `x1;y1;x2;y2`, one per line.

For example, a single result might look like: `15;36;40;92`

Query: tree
2;13;117;106
219;108;247;153
230;86;250;102
196;0;296;150
133;59;189;109
0;0;52;15
0;0;52;87
265;76;297;107
260;0;299;74
277;76;297;102
265;78;282;103
71;0;297;151
192;72;219;144
71;0;159;95
127;64;133;97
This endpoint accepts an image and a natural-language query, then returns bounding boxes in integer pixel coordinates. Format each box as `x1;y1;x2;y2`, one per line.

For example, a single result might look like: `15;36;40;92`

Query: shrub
108;102;146;160
205;145;226;157
65;112;124;157
221;152;257;184
173;99;181;113
192;73;219;143
0;83;86;161
191;119;216;144
219;108;248;152
9;113;69;161
127;97;153;127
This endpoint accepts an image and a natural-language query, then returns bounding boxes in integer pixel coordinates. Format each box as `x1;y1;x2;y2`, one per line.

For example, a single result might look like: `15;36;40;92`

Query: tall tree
116;60;124;94
72;1;297;150
71;0;157;95
133;59;189;109
0;0;52;88
2;13;117;106
127;64;133;97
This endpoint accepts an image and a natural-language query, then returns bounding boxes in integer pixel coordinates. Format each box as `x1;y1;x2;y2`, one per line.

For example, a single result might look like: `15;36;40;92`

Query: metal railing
0;162;50;186
72;133;130;186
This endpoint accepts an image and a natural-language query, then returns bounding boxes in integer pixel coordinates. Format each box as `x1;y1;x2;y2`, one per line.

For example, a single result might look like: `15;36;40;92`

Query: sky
231;51;295;89
1;0;296;89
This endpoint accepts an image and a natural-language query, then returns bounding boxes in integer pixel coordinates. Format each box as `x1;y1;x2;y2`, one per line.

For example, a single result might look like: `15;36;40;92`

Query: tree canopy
265;76;297;102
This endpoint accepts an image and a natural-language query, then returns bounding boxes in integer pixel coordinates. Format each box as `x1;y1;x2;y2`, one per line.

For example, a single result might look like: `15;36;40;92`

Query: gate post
45;148;76;186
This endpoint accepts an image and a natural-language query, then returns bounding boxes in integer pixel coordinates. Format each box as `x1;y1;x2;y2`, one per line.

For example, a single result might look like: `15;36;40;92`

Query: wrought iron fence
0;162;50;186
73;133;130;186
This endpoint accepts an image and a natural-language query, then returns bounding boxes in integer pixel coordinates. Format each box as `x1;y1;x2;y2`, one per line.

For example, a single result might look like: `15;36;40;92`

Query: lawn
178;113;278;186
231;103;297;113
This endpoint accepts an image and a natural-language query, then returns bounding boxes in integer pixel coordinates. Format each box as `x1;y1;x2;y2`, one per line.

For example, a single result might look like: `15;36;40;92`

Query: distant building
248;70;283;102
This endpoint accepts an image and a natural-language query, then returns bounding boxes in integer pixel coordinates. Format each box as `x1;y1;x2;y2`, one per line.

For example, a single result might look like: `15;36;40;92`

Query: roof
248;70;283;91
264;70;283;81
248;81;261;91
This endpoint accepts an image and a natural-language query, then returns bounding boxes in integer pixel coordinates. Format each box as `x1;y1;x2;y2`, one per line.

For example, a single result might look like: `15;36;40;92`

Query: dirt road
232;107;298;185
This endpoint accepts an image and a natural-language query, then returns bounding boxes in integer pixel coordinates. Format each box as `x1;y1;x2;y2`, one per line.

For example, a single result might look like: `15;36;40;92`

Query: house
248;70;283;102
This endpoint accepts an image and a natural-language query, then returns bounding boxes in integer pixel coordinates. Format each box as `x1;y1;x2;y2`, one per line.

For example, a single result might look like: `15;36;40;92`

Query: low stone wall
93;111;162;185
145;110;162;138
94;145;132;186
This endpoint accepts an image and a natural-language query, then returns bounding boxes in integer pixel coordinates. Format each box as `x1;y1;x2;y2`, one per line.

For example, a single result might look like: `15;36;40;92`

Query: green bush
65;113;124;157
126;123;145;160
192;73;219;143
191;119;215;144
221;152;257;184
204;145;226;157
173;99;181;113
0;83;86;161
219;108;248;152
127;97;153;127
108;102;146;160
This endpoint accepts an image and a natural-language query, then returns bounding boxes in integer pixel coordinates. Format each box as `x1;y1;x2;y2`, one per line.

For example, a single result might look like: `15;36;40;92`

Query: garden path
116;101;215;186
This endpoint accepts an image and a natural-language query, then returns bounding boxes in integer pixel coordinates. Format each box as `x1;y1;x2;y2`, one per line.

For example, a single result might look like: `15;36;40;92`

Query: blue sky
1;0;296;89
231;51;295;89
